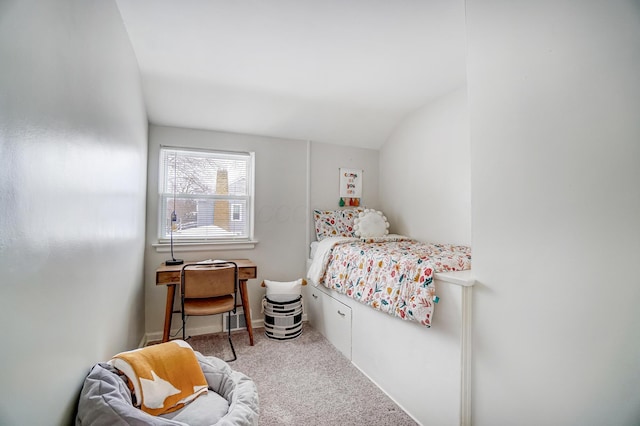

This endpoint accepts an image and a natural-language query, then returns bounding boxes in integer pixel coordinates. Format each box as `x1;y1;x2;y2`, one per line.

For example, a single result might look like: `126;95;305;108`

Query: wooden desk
156;259;258;345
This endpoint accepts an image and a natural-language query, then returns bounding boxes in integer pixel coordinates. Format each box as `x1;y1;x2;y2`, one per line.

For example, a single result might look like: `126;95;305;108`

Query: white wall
379;86;471;245
145;126;309;339
309;141;380;244
0;1;148;425
466;1;640;424
143;132;380;339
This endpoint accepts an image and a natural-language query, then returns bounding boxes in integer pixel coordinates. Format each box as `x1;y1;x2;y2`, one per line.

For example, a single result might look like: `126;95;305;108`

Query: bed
305;208;475;425
307;209;471;327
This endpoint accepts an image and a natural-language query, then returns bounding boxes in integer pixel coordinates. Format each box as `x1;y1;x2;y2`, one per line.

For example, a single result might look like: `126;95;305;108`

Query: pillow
354;209;389;238
264;279;303;303
313;208;363;241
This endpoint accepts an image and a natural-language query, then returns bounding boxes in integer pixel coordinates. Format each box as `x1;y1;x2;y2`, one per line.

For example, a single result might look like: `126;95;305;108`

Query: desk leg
239;280;254;346
162;284;176;343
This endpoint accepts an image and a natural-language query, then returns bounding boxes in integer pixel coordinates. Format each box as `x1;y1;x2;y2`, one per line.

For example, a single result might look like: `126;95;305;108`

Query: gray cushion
76;352;259;426
159;392;229;426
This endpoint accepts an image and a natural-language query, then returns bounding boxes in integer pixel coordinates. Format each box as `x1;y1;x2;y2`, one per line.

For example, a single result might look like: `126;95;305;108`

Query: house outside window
159;147;255;242
231;203;242;222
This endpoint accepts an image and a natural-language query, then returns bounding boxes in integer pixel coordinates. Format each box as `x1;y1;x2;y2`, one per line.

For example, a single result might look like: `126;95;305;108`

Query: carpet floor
187;323;418;426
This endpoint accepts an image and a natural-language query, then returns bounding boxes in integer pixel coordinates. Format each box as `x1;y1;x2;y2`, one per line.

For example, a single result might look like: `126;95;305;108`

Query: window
159;147;254;242
231;203;242;222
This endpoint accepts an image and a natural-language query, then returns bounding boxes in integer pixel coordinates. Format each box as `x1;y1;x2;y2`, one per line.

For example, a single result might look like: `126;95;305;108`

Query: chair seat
184;295;235;316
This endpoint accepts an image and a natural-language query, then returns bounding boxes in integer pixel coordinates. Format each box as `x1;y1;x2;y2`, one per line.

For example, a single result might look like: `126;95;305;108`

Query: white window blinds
159;147;254;241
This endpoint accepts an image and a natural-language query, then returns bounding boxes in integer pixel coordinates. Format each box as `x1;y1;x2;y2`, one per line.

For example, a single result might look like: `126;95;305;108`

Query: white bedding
307;236;356;284
309;240;320;260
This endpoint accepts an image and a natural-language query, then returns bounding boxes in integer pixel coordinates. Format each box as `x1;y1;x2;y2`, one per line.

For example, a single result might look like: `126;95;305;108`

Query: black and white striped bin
263;294;303;341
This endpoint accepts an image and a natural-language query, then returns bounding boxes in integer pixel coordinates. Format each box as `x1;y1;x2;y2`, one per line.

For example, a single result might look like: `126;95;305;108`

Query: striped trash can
263;294;303;341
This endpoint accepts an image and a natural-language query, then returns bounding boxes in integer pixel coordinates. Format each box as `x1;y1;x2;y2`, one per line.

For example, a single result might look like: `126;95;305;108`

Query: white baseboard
138;334;148;349
351;361;423;426
144;323;224;344
143;314;307;345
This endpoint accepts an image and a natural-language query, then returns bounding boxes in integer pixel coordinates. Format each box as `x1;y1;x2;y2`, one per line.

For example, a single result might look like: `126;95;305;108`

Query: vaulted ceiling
116;0;467;149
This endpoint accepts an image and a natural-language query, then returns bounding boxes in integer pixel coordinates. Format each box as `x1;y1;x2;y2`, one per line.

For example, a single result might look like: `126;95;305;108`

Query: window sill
153;240;259;252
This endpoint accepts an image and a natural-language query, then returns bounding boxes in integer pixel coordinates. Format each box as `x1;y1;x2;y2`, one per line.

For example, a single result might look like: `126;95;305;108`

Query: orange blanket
110;340;208;416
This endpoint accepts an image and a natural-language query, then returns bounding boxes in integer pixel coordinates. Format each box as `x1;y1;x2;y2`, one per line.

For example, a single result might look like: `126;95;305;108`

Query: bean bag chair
76;348;259;426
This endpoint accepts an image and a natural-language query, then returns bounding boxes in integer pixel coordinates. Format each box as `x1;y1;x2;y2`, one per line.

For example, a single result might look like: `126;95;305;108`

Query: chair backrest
181;263;237;299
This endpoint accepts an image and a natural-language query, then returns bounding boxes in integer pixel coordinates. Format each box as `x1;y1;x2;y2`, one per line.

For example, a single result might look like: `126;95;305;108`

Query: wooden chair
180;261;238;362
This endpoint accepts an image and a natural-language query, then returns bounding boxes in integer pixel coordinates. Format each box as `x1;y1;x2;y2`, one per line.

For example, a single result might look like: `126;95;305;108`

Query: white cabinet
304;266;475;425
322;293;351;359
305;286;326;334
304;285;352;359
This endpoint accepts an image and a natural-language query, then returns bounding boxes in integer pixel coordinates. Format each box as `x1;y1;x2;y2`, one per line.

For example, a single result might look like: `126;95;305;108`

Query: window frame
157;146;256;248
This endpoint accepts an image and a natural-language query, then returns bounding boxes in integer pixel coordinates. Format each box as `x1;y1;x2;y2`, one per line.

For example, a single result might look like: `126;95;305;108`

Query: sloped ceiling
116;0;466;149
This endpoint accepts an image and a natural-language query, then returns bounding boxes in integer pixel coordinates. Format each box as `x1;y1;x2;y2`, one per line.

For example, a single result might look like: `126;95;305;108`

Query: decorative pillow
313;208;363;241
354;209;389;238
264;279;303;303
264;279;303;297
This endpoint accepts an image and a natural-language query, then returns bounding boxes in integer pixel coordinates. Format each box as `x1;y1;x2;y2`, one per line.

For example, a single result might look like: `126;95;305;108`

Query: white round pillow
353;209;389;238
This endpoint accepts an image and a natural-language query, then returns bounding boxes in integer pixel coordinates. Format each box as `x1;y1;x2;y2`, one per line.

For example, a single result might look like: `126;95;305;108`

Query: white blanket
307;237;356;285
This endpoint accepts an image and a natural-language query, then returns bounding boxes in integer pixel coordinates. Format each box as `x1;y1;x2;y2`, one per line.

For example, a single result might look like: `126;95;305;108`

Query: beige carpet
187;323;417;426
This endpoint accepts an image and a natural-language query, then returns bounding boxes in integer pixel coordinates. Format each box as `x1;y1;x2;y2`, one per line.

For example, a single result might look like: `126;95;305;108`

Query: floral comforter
310;236;471;327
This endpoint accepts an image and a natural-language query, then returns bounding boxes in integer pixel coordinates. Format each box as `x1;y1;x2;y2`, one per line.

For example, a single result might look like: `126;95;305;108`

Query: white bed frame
305;259;474;426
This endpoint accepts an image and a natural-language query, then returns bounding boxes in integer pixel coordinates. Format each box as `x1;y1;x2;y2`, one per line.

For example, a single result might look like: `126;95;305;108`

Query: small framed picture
339;168;362;198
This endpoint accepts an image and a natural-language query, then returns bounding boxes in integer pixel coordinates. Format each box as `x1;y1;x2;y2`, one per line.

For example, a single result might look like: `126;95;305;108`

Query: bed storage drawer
305;287;326;334
304;285;352;360
322;294;351;359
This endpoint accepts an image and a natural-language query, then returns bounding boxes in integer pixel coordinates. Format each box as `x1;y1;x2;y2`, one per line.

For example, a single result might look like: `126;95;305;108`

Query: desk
156;259;258;345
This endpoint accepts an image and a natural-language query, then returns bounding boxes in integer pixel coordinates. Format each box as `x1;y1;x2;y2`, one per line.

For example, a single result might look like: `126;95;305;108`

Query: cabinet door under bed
304;285;352;360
